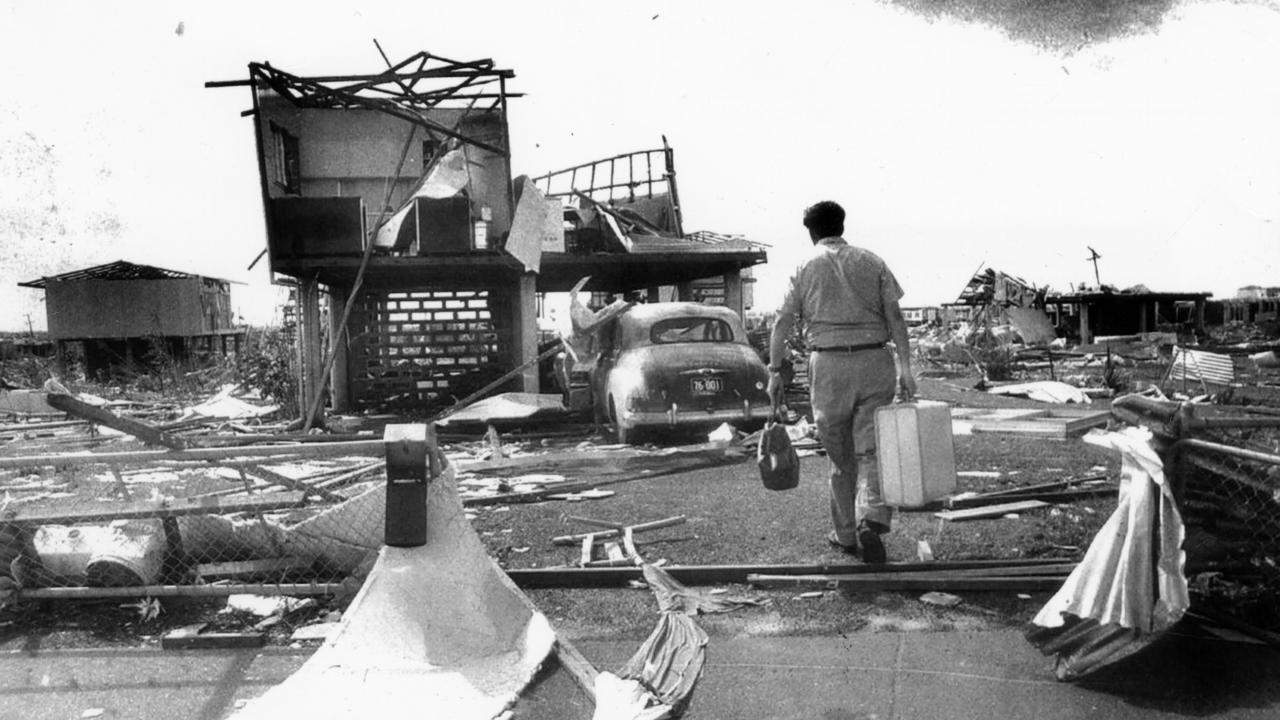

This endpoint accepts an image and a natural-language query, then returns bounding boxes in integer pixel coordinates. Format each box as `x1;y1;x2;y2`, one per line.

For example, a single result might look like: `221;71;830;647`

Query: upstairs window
269;121;300;194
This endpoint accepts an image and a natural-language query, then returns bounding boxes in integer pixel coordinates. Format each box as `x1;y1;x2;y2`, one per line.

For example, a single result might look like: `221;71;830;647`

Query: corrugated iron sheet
1028;427;1189;680
1167;347;1235;387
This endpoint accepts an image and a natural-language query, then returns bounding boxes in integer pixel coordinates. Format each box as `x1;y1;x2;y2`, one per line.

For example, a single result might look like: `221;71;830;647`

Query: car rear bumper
620;403;772;429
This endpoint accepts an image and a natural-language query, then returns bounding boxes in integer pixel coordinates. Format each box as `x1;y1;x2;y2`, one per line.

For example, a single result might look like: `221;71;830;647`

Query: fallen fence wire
0;438;393;601
1170;437;1280;632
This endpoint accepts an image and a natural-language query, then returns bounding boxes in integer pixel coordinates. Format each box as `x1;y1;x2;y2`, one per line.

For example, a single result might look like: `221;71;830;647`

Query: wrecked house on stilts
209;51;766;423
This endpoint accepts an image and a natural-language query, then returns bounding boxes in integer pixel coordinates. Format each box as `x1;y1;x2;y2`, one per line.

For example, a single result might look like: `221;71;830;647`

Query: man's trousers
809;347;896;545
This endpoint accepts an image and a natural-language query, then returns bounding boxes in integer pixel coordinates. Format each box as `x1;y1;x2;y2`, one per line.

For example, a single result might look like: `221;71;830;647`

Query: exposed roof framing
533;146;675;205
685;230;771;251
207;51;519;156
18;260;229;289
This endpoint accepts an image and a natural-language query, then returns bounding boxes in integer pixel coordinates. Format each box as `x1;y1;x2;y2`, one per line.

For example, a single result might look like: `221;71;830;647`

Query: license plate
690;377;723;395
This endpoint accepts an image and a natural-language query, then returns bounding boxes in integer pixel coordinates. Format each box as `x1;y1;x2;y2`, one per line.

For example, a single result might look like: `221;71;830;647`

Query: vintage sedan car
592;302;772;443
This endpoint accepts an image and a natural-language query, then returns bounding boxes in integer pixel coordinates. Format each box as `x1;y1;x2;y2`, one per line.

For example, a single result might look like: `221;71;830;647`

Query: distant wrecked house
18;260;242;376
207;51;766;419
944;268;1212;344
1044;289;1211;344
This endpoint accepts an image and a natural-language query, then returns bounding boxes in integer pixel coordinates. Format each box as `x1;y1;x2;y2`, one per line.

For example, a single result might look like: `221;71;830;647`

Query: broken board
233;465;555;720
951;407;1110;439
934;499;1049;521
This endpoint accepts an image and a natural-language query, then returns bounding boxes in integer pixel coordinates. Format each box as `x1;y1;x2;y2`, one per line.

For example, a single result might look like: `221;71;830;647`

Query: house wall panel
256;98;513;257
45;278;210;339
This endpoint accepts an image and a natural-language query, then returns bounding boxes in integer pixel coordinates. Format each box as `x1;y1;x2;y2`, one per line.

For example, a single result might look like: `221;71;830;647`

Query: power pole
1086;247;1102;288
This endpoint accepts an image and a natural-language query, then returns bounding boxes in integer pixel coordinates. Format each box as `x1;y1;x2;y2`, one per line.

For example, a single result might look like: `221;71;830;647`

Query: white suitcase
875;401;957;508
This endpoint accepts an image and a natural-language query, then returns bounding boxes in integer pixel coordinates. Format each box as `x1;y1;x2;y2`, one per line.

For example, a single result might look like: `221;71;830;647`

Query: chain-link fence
0;435;431;601
1169;436;1280;631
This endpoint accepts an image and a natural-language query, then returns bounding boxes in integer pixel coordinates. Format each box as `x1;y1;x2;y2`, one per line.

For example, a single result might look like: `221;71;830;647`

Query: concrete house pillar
513;273;539;393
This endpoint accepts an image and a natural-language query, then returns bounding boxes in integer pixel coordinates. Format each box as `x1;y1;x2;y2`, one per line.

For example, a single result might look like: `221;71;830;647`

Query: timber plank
934;500;1050;521
748;573;1068;591
4;492;307;525
46;393;187;449
505;559;1075;588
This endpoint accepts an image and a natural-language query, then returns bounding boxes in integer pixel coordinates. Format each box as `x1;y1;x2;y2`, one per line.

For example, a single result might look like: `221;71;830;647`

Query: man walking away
767;201;916;564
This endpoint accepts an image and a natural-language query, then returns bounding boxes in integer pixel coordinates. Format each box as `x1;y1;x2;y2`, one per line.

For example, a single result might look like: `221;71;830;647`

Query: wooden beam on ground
461;454;742;508
0;439;385;470
162;627;266;650
19;583;347;600
943;488;1116;509
906;479;1118;512
0;420;87;433
934;500;1050;522
194;558;311;581
454;441;741;475
505;559;1076;588
46;393;187;450
312;460;386;490
553;639;601;703
568;515;628;531
967;474;1109;500
185;432;377;448
551;516;687;546
747;574;1068;592
247;465;346;503
4;492;308;525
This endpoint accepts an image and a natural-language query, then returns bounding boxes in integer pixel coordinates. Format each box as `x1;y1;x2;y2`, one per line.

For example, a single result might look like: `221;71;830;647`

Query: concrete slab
0;647;308;720
0;624;1277;720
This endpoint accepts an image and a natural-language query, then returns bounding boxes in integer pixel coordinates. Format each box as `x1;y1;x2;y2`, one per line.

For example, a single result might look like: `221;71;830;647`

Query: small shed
19;261;243;376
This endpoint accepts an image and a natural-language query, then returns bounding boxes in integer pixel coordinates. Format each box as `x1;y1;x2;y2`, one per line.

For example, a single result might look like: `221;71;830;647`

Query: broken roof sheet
18;260;231;289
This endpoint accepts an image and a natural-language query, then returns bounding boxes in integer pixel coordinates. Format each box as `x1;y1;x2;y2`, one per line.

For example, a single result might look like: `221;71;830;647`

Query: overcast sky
1;0;1277;331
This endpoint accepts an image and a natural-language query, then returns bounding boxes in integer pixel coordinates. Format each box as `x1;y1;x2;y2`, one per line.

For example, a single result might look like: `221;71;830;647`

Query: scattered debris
950;407;1110;439
919;591;963;607
162;623;267;650
916;540;934;562
553;516;687;546
985;381;1091;404
437;393;567;425
934;500;1050;522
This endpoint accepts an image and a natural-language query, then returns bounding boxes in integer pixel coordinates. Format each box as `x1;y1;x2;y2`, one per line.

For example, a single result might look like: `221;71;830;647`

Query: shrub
235;328;299;417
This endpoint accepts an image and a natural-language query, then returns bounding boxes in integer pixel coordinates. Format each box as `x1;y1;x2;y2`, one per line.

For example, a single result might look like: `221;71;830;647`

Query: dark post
384;423;430;547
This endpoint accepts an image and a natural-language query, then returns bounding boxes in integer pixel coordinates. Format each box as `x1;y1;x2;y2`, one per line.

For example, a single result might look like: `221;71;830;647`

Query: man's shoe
827;531;857;555
857;526;887;564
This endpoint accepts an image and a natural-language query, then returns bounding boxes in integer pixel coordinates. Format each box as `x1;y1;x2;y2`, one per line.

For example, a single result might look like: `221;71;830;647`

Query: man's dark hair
803;201;845;239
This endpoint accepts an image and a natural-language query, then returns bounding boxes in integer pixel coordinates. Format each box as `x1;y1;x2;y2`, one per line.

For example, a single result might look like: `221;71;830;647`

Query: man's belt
813;343;886;353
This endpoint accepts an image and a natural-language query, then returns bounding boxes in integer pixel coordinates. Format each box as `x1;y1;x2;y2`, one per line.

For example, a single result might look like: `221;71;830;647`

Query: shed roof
18;261;232;289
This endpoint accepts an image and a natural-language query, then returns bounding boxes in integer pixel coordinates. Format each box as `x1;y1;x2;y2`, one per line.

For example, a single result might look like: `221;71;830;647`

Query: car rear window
650;317;735;344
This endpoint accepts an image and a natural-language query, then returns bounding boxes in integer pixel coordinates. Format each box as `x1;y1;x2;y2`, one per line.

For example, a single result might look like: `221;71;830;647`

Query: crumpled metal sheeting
1028;427;1189;679
590;562;763;718
618;612;708;711
1025;615;1153;681
641;562;766;615
232;463;556;720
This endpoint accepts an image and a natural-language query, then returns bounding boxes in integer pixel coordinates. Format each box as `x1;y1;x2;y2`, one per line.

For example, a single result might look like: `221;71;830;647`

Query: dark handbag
757;418;800;491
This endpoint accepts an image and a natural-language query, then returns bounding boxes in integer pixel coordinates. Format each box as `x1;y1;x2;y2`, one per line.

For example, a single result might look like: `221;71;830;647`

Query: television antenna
1086;246;1102;287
